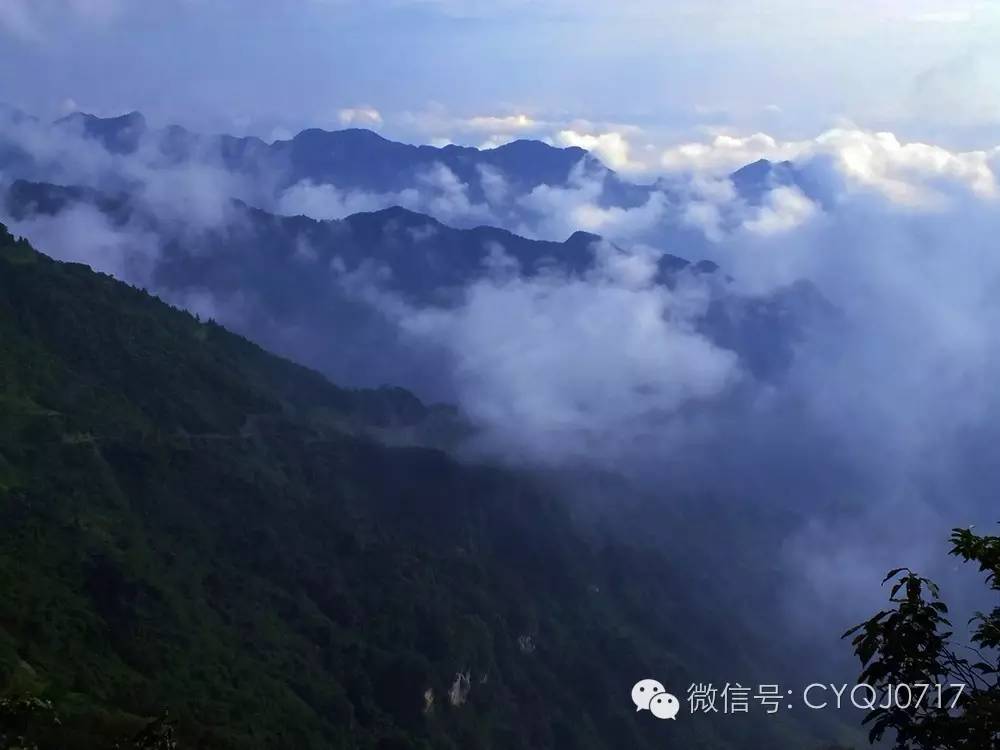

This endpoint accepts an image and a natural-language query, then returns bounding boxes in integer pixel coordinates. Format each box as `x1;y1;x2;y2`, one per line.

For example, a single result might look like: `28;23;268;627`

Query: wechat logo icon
632;679;680;720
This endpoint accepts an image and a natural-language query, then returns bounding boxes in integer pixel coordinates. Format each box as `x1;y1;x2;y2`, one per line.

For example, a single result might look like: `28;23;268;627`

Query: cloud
355;238;741;462
660;128;1000;209
516;161;668;241
416;162;496;224
396;106;584;155
813;129;999;206
5;203;161;285
554;129;637;172
338;106;384;127
660;132;801;175
0;109;280;232
466;113;540;133
755;193;1000;622
394;105;662;174
678;178;738;242
276;163;497;226
476;164;509;204
742;186;817;235
277;180;406;220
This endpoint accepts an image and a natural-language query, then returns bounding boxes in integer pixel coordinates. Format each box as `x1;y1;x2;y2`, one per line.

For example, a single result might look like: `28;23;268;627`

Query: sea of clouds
3;112;999;642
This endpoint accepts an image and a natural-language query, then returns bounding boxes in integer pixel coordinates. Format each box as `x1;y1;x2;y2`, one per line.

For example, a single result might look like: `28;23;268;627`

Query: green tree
844;527;1000;749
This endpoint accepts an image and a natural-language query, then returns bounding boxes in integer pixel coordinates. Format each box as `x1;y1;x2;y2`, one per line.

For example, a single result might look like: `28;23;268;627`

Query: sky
2;0;1000;165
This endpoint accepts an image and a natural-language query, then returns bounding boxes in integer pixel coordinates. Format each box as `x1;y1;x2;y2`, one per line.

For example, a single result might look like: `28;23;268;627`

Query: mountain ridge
3;176;825;394
1;108;809;235
4;177;705;286
46;110;606;193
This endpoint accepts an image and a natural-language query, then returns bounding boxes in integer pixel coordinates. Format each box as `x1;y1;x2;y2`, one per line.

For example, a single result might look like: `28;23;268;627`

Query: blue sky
1;0;1000;163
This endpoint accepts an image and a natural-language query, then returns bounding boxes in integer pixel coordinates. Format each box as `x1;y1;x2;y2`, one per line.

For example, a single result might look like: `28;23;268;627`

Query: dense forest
0;224;852;748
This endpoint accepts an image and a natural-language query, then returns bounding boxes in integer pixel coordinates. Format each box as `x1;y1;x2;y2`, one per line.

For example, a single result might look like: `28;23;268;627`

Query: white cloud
659;128;1000;208
5;203;160;285
399;106;549;143
416;162;496;224
555;129;637;172
742;186;817;235
681;201;725;242
477;135;517;149
660;132;801;174
338;106;384;127
466;113;539;133
276;162;496;226
477;164;509;204
814;129;999;207
516;162;668;240
395;106;660;173
388;241;740;462
277;180;402;220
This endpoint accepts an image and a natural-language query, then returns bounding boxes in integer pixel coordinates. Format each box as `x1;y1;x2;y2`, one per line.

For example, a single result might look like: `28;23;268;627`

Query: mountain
0;110;819;254
5;180;128;224
54;111;149;156
37;111;610;200
45;112;814;208
729;159;799;205
268;128;601;200
0;225;852;749
4;177;824;396
3;180;691;297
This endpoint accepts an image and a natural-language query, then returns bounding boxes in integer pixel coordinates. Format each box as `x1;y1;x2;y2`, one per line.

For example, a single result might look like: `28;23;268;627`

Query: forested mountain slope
0;225;845;749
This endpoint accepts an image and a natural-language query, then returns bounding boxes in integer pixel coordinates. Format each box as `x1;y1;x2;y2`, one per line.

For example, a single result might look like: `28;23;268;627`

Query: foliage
0;696;57;750
0;702;174;750
111;714;177;750
844;527;1000;749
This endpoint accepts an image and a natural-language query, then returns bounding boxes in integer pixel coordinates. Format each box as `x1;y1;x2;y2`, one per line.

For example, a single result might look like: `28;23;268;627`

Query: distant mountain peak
54;110;148;154
290;127;392;145
730;157;799;204
565;229;603;245
351;205;442;225
732;157;796;176
56;109;146;128
493;138;587;156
